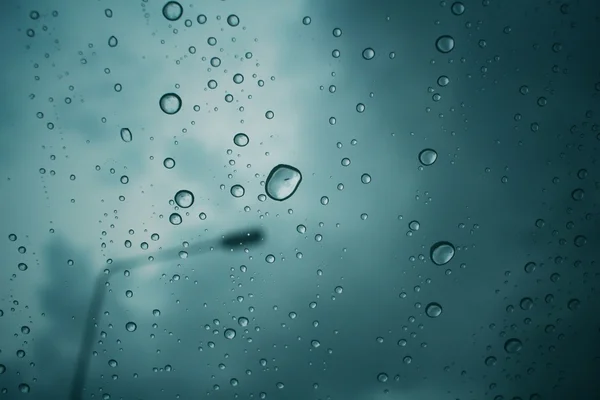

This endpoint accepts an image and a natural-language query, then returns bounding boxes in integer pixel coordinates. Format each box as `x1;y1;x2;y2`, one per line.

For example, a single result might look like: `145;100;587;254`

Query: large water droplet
265;164;302;201
224;328;236;339
108;36;118;47
419;148;438;166
425;302;443;317
126;321;137;332
162;1;183;21
159;93;182;115
163;157;175;169
120;128;132;142
233;133;249;147
231;185;245;198
430;241;455;265
169;213;182;225
435;35;455;53
227;14;240;27
504;338;522;353
362;48;375;60
174;190;194;208
18;383;30;393
451;2;465;15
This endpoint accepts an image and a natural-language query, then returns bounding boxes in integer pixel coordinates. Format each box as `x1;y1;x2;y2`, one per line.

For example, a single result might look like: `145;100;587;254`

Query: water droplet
153;309;161;317
227;14;240;27
224;328;236;339
524;262;536;273
435;35;455;53
504;338;522;354
437;75;450;87
108;35;118;48
162;1;183;21
265;254;275;263
169;213;182;225
230;184;245;198
571;188;584;201
297;224;306;234
320;196;329;205
302;16;311;25
18;263;28;271
341;157;351;166
159;93;182;115
567;298;580;310
520;297;533;310
126;321;137;332
377;373;388;383
419;149;438;166
30;10;40;20
125;290;133;298
174;190;194;208
333;28;342;37
362;48;375;60
361;173;372;184
574;235;587;247
108;359;118;367
120;128;132;142
265;164;302;201
430;241;455;265
0;364;5;374
8;233;17;241
265;110;274;119
238;317;249;327
484;356;497;366
311;339;321;348
425;302;443;317
356;103;365;113
163;157;175;169
451;2;465;15
18;383;30;393
233;133;249;147
233;73;244;84
409;220;420;231
21;326;30;334
197;14;207;24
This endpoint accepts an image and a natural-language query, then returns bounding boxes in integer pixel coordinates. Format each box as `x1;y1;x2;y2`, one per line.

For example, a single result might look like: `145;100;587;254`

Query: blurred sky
1;0;600;399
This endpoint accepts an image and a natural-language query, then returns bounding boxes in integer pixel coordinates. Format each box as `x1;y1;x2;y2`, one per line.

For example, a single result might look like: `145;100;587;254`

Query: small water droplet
126;321;137;332
361;173;371;184
108;359;118;367
377;373;388;383
302;16;311;25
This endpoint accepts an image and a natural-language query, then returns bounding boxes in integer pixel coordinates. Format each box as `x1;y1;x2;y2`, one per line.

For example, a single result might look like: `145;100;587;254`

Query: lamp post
69;228;265;400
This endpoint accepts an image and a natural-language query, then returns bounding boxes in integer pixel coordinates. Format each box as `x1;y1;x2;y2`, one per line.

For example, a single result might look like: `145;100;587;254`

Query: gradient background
1;0;599;399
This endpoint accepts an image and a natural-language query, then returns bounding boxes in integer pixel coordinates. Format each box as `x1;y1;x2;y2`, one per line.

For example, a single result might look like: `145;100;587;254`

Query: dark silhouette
69;227;265;400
